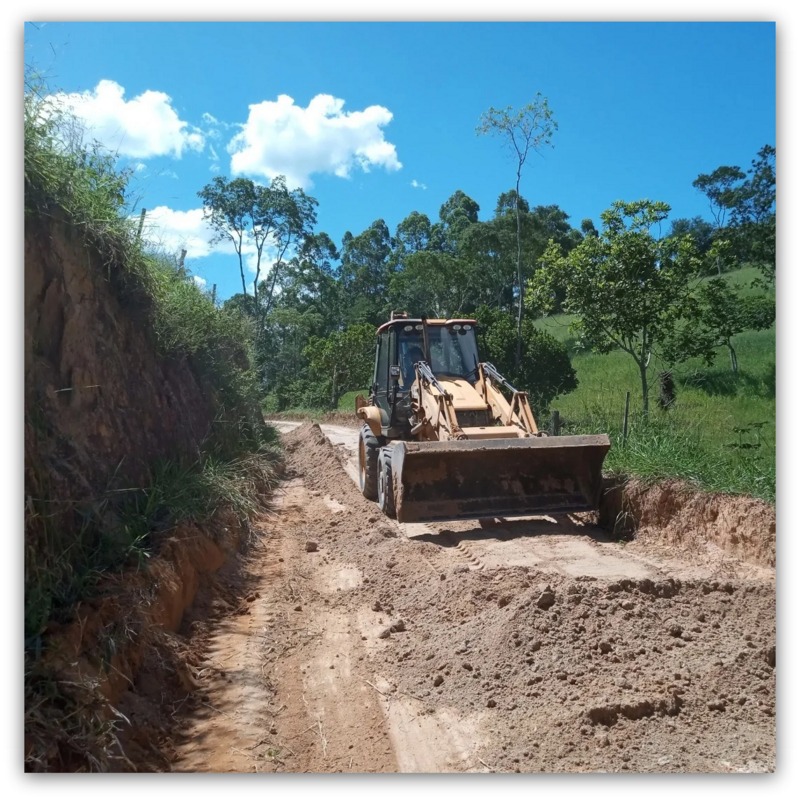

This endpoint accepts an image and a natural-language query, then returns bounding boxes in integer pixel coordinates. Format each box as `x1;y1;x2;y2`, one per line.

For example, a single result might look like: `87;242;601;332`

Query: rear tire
377;447;396;518
359;424;381;501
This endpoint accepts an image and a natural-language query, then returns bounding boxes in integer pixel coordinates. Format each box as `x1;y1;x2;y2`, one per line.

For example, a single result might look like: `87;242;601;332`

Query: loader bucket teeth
391;435;611;524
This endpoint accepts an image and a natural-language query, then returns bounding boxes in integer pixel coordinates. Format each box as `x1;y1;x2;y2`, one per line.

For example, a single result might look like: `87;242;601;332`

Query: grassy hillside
533;266;775;502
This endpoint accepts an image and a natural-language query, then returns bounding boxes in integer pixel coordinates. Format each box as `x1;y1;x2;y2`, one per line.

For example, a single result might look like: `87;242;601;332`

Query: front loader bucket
391;435;611;524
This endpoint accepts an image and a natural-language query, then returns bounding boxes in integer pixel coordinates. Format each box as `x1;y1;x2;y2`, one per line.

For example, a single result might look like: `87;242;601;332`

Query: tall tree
198;175;318;326
436;189;481;253
457;220;516;311
276;232;342;332
730;145;776;228
339;219;394;325
530;200;701;414
730;144;776;278
388;250;476;318
692;165;745;229
477;95;557;367
390;211;435;274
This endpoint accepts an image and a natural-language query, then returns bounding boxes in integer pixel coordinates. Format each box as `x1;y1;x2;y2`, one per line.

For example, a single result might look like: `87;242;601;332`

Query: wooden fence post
623;391;631;444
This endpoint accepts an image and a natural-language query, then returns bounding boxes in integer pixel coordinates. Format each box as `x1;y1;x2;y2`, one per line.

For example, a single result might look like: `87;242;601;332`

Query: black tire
377;447;396;518
358;424;381;501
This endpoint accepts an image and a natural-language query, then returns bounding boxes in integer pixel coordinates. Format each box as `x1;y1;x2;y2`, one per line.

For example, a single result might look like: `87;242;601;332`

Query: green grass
261;390;367;418
712;265;773;296
338;390;368;412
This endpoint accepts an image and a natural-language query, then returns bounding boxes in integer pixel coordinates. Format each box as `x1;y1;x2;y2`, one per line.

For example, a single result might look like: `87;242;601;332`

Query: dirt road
166;421;775;773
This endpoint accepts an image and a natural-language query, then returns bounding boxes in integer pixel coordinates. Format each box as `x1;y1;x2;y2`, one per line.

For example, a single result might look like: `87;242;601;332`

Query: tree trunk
514;175;524;369
639;360;649;416
728;342;739;374
238;253;247;297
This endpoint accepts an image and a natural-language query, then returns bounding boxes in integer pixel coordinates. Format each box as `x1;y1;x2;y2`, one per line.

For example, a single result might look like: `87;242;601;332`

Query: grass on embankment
25;80;283;644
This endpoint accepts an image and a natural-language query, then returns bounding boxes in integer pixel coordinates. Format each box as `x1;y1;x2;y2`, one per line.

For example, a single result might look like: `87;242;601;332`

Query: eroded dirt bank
146;422;775;773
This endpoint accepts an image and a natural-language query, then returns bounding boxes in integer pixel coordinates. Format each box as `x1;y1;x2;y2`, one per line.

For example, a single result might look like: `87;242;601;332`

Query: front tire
377;447;396;518
358;424;381;501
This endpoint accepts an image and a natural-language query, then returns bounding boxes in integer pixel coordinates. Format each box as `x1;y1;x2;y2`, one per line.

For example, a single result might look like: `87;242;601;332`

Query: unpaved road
164;421;775;773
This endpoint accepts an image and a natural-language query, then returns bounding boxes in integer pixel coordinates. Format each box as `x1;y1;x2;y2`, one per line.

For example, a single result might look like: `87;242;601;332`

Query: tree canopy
195;144;774;416
530;200;702;414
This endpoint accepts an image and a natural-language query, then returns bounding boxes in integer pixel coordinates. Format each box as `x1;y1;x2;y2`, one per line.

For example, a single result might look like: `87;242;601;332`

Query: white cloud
140;206;221;259
411;179;427;190
191;275;208;289
139;205;286;283
48;79;205;159
228;93;402;189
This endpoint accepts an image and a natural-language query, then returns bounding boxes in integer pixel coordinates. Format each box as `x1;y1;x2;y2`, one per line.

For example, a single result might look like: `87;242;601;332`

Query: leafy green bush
475;305;578;416
304;323;375;409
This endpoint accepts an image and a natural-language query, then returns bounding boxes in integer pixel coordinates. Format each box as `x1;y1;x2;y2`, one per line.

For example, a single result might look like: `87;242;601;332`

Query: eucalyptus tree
437;189;480;251
276;232;342;333
730;144;776;278
198;175;318;326
692;166;745;230
339;219;394;326
477;95;557;366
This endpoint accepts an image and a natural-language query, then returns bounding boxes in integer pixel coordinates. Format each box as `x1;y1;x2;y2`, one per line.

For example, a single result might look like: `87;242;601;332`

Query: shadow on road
410;514;616;548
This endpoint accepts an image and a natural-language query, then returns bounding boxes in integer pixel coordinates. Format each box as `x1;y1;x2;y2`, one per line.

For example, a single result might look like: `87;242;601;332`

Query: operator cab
370;316;480;436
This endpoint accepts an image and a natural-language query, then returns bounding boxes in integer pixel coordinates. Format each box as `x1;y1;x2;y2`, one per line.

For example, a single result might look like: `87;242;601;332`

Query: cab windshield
397;322;479;387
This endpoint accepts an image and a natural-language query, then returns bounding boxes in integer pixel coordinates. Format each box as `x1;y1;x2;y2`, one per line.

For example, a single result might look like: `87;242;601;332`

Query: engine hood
438;377;488;410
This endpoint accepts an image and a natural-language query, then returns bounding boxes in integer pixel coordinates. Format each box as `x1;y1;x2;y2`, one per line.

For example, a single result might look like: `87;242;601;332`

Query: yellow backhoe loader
355;312;611;523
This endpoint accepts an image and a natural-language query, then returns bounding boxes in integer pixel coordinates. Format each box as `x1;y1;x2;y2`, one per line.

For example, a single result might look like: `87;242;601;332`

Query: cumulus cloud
48;79;205;159
191;275;208;289
228;93;402;189
411;179;427;190
140;206;221;258
140;205;283;281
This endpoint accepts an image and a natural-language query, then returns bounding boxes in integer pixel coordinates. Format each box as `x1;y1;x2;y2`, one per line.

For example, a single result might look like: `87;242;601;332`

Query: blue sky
22;16;777;303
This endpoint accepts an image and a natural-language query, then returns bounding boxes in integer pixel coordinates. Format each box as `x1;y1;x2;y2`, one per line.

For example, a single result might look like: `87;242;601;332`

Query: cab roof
375;318;478;335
